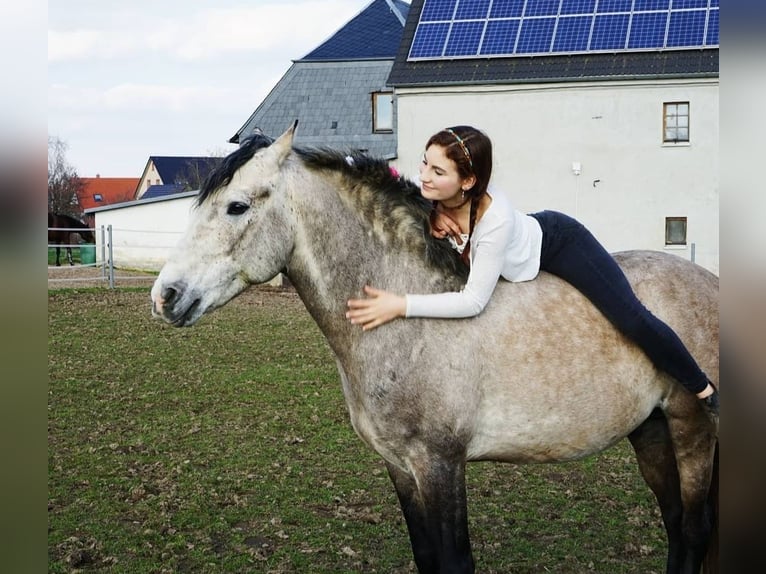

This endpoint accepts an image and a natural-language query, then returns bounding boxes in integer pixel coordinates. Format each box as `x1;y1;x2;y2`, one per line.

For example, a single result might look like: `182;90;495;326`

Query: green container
80;244;96;265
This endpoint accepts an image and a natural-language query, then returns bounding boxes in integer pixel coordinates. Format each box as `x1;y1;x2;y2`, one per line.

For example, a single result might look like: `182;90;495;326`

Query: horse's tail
702;439;719;574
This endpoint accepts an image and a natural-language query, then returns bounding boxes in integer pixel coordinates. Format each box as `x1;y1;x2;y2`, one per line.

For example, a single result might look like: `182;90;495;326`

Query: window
663;102;689;143
373;91;393;133
93;194;103;202
665;217;687;245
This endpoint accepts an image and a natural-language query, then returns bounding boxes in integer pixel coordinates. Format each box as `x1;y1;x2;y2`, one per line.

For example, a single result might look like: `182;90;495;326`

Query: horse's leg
664;399;718;574
55;245;61;266
67;246;74;265
702;442;719;574
385;457;474;574
629;409;685;573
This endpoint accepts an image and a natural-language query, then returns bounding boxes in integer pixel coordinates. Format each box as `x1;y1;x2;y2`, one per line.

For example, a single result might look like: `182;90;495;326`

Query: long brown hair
426;126;493;264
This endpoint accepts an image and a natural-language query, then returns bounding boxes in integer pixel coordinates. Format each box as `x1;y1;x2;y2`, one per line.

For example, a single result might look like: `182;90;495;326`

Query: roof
77;177;140;210
229;0;410;157
230;61;400;157
387;0;719;87
84;190;199;215
142;184;187;200
148;156;223;186
300;0;410;61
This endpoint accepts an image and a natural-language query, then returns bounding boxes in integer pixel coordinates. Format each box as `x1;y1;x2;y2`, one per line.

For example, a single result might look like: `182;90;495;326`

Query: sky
48;0;368;177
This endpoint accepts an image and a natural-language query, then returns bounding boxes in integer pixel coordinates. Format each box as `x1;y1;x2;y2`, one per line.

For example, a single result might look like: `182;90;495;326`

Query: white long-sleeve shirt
405;188;543;318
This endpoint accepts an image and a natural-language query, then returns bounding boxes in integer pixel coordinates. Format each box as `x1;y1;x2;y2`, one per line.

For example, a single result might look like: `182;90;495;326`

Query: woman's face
418;144;472;202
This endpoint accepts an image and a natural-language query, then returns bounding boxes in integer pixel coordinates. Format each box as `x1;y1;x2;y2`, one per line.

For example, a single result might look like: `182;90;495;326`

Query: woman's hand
430;211;464;244
346;285;406;331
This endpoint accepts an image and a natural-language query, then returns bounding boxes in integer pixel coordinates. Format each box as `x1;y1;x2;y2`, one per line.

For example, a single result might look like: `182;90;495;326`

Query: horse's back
452;250;718;462
487;249;718;375
613;249;719;379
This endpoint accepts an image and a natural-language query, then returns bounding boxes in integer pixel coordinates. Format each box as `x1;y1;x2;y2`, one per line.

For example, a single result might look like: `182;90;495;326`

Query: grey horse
151;124;718;574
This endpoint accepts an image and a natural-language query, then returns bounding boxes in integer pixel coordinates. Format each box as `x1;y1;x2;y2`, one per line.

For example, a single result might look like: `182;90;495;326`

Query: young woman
345;125;719;415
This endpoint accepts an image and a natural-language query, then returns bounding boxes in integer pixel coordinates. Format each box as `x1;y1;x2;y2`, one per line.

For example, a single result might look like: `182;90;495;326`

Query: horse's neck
286;182;434;331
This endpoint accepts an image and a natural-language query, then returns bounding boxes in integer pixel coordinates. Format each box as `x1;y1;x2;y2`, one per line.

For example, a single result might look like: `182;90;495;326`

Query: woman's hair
426;126;493;264
426;125;492;199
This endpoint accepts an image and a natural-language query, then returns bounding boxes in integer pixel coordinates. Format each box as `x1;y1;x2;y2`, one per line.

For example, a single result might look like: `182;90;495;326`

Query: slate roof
142;184;187;200
77;177;140;210
149;156;223;186
229;0;410;159
301;0;410;61
387;0;718;87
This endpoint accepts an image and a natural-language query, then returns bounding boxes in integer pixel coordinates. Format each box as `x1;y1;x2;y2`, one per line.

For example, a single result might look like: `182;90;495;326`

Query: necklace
440;194;471;211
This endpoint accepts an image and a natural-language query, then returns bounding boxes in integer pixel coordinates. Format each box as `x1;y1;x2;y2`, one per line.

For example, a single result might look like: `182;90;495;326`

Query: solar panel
408;0;719;60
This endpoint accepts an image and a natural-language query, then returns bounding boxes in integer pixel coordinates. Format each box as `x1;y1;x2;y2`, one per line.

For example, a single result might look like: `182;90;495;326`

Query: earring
461;189;465;201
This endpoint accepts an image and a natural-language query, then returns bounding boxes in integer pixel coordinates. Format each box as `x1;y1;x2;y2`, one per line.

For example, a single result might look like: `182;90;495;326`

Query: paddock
48;287;668;573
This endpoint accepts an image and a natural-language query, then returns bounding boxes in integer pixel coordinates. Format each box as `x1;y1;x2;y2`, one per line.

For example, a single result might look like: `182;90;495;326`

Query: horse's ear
269;120;298;166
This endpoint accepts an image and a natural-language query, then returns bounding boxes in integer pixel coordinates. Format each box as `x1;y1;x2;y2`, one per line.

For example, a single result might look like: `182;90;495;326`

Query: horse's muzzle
151;281;203;327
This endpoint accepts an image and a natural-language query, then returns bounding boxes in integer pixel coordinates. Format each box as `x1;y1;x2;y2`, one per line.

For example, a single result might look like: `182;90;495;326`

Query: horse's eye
227;202;250;215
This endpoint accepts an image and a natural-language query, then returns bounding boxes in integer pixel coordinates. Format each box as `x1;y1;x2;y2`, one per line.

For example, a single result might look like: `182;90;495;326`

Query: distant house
387;0;719;274
77;176;140;224
229;0;410;159
136;156;223;199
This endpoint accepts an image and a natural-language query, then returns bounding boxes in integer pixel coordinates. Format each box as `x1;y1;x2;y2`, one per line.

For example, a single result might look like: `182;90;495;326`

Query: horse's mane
197;136;468;281
197;133;275;205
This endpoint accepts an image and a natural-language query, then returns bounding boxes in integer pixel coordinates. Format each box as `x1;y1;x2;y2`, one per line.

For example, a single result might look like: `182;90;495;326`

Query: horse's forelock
197;134;274;205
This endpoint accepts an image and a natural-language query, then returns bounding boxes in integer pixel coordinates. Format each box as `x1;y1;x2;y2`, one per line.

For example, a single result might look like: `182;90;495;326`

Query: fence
47;225;183;288
48;223;286;289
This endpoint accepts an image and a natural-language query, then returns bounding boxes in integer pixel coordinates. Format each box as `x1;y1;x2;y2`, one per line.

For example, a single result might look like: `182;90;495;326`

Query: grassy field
48;247;83;266
48;287;666;573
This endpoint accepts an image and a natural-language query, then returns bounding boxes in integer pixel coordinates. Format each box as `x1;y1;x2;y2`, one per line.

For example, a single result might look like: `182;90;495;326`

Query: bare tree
174;157;224;192
48;136;85;216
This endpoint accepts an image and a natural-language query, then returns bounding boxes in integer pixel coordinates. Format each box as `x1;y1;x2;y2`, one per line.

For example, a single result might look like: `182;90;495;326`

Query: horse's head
152;123;297;326
80;227;96;244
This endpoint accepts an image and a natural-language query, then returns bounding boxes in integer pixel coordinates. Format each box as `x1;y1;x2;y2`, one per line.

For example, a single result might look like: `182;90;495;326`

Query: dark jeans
529;210;708;394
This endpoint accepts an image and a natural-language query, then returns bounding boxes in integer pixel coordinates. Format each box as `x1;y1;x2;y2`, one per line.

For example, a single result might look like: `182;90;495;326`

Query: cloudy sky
48;0;367;177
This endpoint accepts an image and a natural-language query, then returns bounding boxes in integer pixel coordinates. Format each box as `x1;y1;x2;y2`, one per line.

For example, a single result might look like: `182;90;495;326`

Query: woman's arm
346;286;406;331
346;217;512;330
406;217;510;318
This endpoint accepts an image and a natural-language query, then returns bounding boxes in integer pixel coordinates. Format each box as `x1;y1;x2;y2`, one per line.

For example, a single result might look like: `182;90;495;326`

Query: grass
48;287;667;573
48;247;85;266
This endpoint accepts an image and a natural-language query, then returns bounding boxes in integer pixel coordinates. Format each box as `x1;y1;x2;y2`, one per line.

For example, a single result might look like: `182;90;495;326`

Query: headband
445;128;473;169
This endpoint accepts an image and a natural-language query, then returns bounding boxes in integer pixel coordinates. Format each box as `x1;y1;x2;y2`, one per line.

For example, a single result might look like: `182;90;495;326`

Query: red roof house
77;175;140;213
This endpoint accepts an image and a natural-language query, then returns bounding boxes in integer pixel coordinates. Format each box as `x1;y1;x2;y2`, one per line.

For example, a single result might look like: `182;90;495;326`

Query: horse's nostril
162;284;180;305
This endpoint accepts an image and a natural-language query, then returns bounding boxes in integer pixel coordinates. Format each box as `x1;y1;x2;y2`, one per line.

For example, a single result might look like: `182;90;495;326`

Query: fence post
691;242;696;264
100;225;107;280
108;225;115;289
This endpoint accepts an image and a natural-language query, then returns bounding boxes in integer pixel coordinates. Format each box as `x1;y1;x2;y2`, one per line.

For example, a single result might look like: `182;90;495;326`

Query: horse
151;123;719;574
48;212;96;266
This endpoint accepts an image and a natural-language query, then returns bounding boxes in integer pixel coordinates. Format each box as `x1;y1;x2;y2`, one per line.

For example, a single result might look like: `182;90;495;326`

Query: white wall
393;79;719;274
90;194;196;271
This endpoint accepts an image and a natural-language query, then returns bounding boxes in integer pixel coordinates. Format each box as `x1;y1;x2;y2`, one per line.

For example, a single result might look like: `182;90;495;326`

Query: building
229;0;410;159
387;0;719;273
77;176;140;225
136;156;223;199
